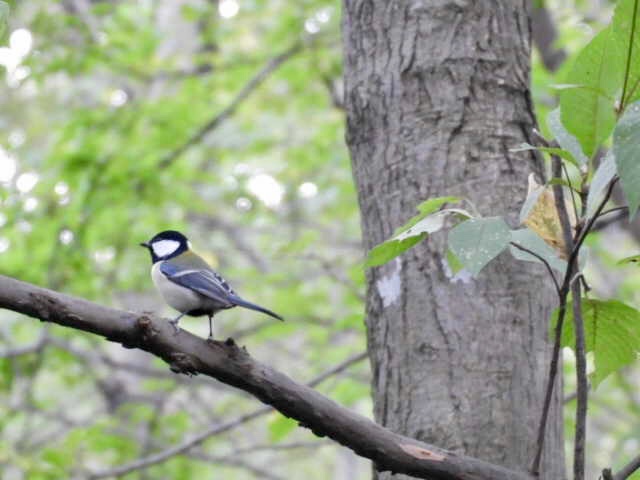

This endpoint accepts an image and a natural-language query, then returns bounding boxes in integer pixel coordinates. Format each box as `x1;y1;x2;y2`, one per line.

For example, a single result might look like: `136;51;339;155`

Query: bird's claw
168;320;180;334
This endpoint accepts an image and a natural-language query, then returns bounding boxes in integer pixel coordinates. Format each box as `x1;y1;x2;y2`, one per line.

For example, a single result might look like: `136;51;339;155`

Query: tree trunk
342;1;564;479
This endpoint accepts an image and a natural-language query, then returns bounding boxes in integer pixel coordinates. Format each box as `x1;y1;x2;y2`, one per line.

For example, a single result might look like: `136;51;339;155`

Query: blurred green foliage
0;1;369;479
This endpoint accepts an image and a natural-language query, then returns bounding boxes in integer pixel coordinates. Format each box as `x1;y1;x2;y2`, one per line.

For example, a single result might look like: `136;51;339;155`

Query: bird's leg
207;314;214;341
169;312;186;333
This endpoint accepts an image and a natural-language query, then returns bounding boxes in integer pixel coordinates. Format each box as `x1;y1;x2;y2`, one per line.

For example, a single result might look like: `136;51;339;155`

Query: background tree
342;1;564;478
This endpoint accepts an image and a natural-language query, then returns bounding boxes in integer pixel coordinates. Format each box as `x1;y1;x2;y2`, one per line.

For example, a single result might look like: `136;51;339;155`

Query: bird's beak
140;242;150;248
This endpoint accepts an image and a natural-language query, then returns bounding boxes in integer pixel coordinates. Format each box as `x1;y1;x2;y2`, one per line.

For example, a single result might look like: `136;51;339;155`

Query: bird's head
140;230;191;263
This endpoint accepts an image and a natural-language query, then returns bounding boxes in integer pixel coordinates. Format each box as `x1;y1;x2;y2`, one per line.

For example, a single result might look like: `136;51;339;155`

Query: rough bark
342;1;564;479
0;274;532;480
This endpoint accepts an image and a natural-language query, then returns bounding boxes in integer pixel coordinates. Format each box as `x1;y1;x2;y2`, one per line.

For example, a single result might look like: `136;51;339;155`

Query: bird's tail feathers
229;295;284;321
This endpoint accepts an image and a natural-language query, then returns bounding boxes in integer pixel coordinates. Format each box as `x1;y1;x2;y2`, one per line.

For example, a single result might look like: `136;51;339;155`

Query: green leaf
392;196;462;235
547;178;575;189
612;0;640;106
0;1;8;42
41;448;70;471
268;414;298;442
586;151;617;217
510;228;567;274
614;100;640;217
448;217;511;276
546;109;589;165
366;197;471;267
558;299;640;387
510;142;580;168
415;196;462;215
393;208;471;241
559;27;624;158
365;234;426;267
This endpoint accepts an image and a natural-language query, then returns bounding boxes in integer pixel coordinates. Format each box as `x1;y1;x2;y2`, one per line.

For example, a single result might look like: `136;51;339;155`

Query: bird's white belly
151;262;202;313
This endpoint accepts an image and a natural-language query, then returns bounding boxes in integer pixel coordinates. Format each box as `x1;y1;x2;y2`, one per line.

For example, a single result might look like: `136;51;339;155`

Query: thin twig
531;163;618;475
88;352;367;479
157;42;304;169
571;279;587;480
531;298;567;476
557;176;617;480
0;335;47;358
549;159;587;480
623;75;640;112
186;453;287;480
531;157;576;476
214;440;328;455
563;382;591;404
599;206;629;218
620;0;639;112
568;177;619;265
570;176;595;480
561;162;580;221
509;242;561;295
578;274;591;294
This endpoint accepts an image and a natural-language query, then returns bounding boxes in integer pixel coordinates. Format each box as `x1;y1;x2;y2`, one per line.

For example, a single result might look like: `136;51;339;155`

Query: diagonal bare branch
157;42;303;170
603;453;640;480
0;274;531;480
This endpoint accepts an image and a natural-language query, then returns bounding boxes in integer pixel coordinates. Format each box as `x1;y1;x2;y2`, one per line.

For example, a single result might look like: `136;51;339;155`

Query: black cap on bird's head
140;230;190;263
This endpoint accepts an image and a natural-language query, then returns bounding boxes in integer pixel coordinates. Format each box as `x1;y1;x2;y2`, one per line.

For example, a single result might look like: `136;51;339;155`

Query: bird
140;230;283;339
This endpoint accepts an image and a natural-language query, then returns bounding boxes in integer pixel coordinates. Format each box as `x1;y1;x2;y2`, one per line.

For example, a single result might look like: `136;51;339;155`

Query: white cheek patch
152;239;180;258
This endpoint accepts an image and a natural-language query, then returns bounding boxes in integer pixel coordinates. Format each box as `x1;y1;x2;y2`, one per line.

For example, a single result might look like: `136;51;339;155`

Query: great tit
140;230;283;339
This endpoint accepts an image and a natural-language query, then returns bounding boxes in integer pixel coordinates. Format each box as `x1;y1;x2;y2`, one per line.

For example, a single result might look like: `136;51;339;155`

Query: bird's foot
168;319;180;334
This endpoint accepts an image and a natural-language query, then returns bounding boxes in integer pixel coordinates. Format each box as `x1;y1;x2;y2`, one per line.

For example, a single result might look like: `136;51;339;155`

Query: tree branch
186;452;287;480
91;407;272;479
0;334;47;358
603;453;640;480
549;158;586;480
570;278;587;480
531;157;575;475
509;241;561;295
530;0;567;72
157;42;303;169
0;274;531;480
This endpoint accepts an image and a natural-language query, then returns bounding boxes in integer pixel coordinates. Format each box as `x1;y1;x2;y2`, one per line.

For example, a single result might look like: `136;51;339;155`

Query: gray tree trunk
342;2;564;479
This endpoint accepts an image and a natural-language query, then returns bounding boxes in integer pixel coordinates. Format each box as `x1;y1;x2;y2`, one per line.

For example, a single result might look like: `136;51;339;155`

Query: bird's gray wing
160;261;283;320
160;261;235;307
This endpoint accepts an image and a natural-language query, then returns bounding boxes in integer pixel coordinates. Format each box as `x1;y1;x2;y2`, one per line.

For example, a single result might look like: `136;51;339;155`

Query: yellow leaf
522;175;575;259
